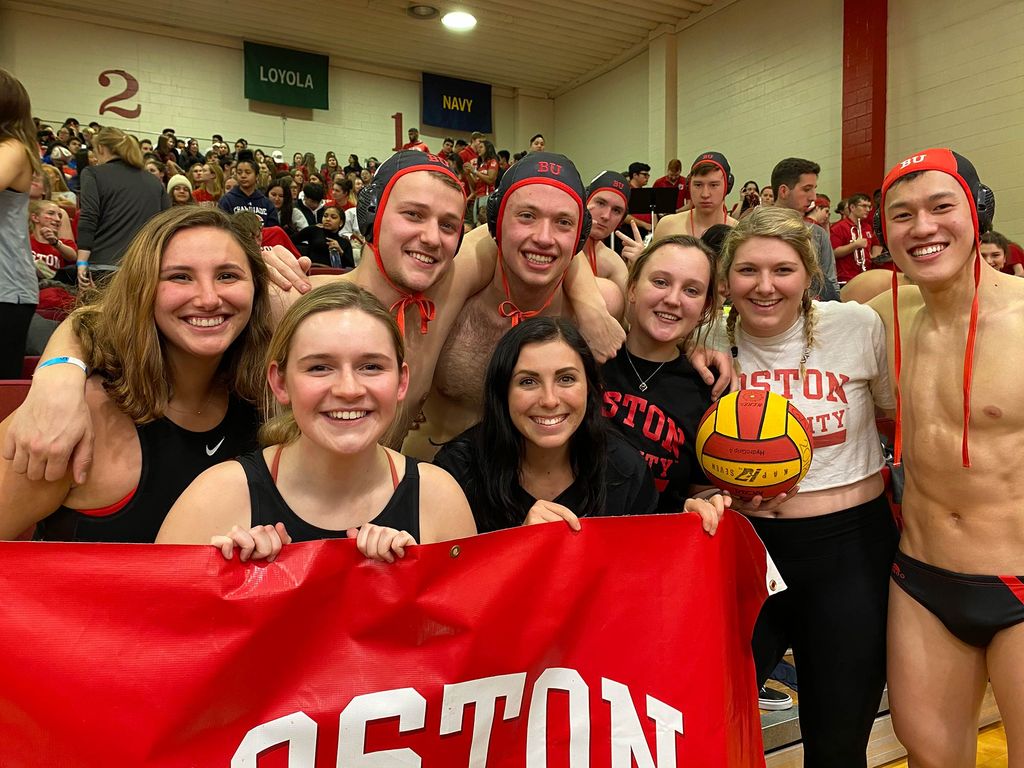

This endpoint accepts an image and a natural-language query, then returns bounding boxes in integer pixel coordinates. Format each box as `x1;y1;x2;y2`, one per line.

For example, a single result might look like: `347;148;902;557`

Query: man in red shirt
829;192;877;282
458;132;484;165
437;137;455;162
402;127;430;153
652;158;688;212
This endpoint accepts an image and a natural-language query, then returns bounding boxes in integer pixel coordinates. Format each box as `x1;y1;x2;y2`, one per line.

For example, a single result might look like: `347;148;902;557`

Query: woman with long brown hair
0;68;41;377
0;206;274;542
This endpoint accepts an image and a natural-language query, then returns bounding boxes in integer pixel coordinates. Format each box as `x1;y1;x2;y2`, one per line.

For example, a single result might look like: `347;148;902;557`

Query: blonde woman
720;206;895;767
158;282;476;562
41;164;77;211
0;68;41;377
192;161;224;207
0;207;273;542
77;126;169;281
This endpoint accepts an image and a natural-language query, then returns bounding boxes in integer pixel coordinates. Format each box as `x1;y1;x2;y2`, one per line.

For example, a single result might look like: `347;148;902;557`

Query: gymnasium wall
0;5;523;162
673;0;844;204
888;0;1024;239
553;51;650;183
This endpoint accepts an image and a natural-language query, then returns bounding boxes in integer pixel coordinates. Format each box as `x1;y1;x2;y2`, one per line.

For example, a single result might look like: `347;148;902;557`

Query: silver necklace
625;349;666;392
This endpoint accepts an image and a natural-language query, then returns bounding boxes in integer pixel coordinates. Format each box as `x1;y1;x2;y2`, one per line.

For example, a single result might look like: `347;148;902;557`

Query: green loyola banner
244;41;329;109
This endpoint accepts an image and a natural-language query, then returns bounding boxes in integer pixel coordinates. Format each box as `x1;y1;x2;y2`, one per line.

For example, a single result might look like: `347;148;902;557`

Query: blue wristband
76;261;89;268
36;356;89;374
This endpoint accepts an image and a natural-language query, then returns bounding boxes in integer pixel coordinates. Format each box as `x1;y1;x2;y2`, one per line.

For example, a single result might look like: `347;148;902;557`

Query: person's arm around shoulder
562;252;626;361
417;461;477;543
596;242;629;299
2;321;93;483
0;412;75;539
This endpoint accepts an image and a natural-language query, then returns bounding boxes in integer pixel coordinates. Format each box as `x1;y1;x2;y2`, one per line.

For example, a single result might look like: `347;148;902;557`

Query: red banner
0;513;776;767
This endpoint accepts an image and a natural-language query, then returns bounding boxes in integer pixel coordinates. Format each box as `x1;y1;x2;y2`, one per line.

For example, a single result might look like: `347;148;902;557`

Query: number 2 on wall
98;69;141;119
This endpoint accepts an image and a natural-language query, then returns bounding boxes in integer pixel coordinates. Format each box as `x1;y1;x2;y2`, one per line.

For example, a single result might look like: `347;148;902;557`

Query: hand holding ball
696;390;813;501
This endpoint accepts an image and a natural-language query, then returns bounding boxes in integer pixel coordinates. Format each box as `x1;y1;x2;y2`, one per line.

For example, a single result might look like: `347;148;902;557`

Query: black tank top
38;398;260;543
236;448;422;543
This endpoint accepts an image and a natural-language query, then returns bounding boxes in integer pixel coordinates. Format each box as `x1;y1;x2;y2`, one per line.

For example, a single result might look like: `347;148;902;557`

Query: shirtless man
402;153;620;460
6;151;624;477
652;152;738;241
868;149;1024;767
582;171;632;293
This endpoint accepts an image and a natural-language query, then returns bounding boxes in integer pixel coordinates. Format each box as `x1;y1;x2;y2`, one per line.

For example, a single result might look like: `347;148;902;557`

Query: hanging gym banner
0;514;777;767
422;71;492;132
244;41;329;109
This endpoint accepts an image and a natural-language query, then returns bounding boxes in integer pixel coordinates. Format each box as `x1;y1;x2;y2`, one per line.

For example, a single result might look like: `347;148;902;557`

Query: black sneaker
758;686;793;711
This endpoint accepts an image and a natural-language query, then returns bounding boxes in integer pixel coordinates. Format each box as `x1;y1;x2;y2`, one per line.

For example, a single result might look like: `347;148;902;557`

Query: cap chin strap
584;239;598;274
496;248;568;327
371;243;435;336
891;248;981;469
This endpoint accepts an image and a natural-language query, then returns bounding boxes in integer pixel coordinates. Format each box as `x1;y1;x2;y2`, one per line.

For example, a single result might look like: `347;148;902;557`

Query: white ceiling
38;0;727;97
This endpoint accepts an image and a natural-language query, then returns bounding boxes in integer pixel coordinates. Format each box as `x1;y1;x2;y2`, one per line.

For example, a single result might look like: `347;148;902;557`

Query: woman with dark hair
434;318;723;533
336;176;360;212
730;179;761;219
154;134;177;166
342;153;362;177
293;204;354;269
320;151;340;180
300;152;319;185
180;139;204;170
0;68;42;377
266;176;305;237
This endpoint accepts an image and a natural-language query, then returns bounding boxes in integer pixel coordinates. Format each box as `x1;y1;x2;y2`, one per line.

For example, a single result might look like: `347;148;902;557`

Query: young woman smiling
433;317;657;533
721;206;897;768
158;282;475;561
600;235;725;516
0;207;273;542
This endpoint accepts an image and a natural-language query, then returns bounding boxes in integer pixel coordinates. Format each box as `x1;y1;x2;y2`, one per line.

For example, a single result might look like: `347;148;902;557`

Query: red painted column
841;0;887;196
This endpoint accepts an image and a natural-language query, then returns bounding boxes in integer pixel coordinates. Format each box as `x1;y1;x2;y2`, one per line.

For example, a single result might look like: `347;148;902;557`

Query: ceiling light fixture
441;11;477;31
407;4;439;19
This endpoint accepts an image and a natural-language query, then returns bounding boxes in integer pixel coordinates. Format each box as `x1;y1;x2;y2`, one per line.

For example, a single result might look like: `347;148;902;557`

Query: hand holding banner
0;513;777;767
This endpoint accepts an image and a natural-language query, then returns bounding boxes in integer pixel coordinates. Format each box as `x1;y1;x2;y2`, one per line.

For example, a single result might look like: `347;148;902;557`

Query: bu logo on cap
899;154;927;169
612;180;624;189
536;161;562;176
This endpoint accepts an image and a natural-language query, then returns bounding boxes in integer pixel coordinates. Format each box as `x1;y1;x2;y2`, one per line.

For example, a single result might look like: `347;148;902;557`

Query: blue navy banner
422;72;492;132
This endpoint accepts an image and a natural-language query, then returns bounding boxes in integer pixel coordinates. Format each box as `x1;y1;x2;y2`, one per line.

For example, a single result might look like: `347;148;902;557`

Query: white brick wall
674;0;844;205
0;8;513;166
553;51;650;183
888;0;1024;241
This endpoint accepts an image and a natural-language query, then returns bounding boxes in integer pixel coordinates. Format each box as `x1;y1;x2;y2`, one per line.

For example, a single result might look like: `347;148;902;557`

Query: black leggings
748;494;897;768
0;302;35;378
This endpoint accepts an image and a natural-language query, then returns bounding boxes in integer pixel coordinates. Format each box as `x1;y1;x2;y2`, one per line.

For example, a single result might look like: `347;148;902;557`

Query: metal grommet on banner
450;545;461;558
769;580;778;592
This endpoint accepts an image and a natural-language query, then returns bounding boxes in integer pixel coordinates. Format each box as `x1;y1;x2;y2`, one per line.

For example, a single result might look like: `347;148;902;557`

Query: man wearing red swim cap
582;170;632;294
867;148;1024;767
403;153;628;460
653;152;739;241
